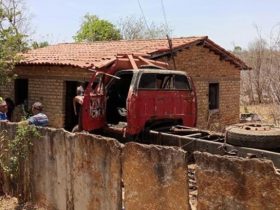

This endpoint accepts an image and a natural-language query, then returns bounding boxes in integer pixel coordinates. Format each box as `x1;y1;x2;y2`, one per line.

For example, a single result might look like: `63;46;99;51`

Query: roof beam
128;54;138;70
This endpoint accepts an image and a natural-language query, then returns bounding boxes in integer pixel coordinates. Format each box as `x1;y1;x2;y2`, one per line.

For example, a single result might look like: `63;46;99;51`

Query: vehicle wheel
226;123;280;149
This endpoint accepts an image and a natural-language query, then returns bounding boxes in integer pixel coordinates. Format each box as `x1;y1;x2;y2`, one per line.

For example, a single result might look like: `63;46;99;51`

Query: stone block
122;143;189;210
71;133;122;210
195;152;280;210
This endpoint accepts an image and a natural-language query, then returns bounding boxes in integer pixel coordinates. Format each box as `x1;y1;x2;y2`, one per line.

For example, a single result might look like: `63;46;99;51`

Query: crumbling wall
0;122;122;210
195;152;280;210
2;122;280;210
122;143;189;210
31;128;122;210
0;122;188;210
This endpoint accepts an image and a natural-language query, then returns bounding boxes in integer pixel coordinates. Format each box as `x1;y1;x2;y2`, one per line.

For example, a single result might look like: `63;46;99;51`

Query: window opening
209;83;219;110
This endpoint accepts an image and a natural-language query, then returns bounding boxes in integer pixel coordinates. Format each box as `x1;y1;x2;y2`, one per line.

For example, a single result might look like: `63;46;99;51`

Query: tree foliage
118;16;172;40
0;0;28;85
73;14;121;42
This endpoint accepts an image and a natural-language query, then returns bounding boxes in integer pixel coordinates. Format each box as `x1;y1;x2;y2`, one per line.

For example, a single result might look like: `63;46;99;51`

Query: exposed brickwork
157;45;240;129
28;78;65;127
0;81;14;100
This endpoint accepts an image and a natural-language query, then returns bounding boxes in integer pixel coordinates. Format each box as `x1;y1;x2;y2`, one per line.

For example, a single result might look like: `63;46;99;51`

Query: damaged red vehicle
75;55;197;138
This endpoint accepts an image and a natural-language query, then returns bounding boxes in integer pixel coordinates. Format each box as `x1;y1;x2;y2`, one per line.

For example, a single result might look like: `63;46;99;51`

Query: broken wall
122;143;190;210
0;123;123;210
0;122;189;210
195;152;280;210
2;122;280;210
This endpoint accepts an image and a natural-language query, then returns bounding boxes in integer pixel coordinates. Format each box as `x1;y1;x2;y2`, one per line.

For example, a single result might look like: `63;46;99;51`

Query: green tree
0;0;28;85
73;14;121;42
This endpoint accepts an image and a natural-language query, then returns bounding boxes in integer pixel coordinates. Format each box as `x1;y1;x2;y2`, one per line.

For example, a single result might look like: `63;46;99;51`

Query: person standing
20;102;48;126
0;97;8;121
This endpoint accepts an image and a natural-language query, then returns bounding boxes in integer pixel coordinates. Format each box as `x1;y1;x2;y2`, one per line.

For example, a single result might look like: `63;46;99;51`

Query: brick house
0;36;249;130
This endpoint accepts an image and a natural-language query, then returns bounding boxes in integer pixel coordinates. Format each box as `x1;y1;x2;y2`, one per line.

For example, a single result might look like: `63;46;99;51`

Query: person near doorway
5;98;15;121
13;99;29;122
73;84;84;116
0;97;8;121
20;102;48;126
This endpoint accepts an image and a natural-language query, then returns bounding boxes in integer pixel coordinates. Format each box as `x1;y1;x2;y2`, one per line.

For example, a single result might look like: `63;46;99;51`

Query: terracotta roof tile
19;36;250;70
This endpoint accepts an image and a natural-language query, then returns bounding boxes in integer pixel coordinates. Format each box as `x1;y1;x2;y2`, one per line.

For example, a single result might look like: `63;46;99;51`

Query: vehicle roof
118;69;188;75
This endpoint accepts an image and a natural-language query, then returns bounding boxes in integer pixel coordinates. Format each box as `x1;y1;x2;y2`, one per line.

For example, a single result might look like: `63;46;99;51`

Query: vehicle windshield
138;73;191;90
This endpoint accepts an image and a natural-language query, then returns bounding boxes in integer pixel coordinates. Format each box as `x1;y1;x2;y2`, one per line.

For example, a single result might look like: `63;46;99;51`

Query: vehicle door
81;72;106;131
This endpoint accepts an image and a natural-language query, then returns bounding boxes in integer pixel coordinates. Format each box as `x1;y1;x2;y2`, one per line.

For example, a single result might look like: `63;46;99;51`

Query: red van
79;68;197;138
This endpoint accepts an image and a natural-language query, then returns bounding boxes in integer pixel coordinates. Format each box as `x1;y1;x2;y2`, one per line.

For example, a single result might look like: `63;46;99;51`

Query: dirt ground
0;196;45;210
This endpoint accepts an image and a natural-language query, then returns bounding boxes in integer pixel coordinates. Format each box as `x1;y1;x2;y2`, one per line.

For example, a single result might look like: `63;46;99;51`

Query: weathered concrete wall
0;122;189;210
195;152;280;210
2;122;280;210
32;128;122;210
0;122;122;210
122;143;189;210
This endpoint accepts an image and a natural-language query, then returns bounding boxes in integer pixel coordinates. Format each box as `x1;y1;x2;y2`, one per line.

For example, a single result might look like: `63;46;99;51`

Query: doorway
14;79;28;105
64;81;79;131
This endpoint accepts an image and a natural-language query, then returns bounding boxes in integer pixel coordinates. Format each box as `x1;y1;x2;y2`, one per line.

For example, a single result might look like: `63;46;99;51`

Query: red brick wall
28;78;65;127
157;45;240;129
0;81;14;100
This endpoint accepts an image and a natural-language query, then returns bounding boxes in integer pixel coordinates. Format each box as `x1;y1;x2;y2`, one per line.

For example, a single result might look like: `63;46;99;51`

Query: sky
25;0;280;50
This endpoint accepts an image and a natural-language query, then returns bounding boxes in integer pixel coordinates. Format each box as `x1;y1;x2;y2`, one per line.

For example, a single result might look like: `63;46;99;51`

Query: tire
226;123;280;149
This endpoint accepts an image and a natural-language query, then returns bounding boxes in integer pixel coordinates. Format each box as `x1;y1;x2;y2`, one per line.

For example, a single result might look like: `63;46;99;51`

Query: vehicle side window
139;73;156;89
174;75;191;90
